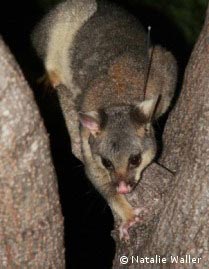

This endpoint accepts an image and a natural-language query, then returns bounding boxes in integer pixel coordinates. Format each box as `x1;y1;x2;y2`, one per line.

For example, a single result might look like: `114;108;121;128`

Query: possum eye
129;154;141;168
101;158;114;170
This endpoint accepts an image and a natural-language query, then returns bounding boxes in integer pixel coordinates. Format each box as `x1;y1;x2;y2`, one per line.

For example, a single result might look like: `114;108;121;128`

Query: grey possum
32;0;177;240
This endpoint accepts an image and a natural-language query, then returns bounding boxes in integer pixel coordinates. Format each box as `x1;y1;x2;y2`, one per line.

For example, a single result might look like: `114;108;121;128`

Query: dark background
1;0;207;268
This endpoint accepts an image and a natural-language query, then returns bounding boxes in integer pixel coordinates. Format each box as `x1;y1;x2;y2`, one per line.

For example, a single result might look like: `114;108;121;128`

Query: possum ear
137;99;157;119
131;98;159;124
79;111;100;135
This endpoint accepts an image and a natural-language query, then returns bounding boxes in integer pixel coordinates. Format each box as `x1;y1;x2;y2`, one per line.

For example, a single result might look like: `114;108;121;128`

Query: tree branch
113;4;209;269
0;37;65;268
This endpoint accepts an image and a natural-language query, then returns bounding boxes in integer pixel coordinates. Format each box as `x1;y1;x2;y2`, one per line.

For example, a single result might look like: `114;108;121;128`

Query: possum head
79;99;157;194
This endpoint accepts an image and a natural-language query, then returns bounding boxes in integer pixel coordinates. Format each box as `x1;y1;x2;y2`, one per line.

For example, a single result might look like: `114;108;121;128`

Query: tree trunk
113;4;209;269
0;37;65;268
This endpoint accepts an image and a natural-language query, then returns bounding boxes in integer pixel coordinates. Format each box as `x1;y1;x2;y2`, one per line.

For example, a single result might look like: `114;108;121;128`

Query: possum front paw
119;208;145;241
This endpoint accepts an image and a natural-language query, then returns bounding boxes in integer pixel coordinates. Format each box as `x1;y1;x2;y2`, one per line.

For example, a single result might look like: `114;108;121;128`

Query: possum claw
119;208;146;241
119;217;139;241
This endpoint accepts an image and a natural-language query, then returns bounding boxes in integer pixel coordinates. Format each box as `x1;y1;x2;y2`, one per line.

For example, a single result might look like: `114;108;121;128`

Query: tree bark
113;4;209;269
0;37;65;268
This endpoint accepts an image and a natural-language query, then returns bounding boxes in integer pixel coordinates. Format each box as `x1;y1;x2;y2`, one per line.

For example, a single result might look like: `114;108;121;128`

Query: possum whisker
155;161;176;175
72;163;84;170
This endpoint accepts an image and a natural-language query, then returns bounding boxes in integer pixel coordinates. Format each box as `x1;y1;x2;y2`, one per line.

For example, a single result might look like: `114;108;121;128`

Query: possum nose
116;181;132;194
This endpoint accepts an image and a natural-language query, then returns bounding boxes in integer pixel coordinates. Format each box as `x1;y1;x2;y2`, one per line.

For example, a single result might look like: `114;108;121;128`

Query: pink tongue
117;181;130;194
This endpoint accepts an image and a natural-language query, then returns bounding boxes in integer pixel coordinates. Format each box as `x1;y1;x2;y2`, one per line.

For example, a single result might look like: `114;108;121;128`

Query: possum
32;0;177;240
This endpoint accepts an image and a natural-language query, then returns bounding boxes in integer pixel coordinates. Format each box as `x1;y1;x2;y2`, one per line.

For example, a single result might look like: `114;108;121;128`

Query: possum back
71;1;147;94
71;2;147;109
32;0;177;118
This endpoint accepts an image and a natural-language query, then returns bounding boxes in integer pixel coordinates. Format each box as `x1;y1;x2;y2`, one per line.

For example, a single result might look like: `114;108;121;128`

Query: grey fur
32;0;177;239
88;105;156;169
71;1;147;93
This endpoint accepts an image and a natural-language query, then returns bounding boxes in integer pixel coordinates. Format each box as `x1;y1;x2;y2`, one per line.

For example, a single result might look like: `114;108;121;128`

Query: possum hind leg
37;70;62;89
